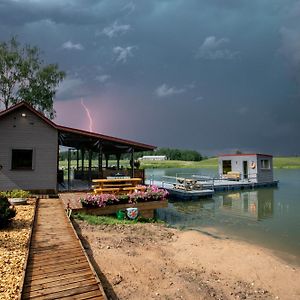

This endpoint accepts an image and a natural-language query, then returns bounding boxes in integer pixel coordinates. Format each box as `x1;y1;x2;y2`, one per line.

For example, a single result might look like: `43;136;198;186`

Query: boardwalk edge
18;198;39;300
66;205;108;300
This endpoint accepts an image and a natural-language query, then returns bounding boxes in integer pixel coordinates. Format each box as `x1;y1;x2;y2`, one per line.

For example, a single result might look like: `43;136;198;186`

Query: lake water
145;168;300;265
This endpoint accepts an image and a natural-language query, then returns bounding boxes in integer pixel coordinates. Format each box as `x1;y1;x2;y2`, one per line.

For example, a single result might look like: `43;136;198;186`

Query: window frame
222;160;232;174
260;159;271;170
11;148;34;171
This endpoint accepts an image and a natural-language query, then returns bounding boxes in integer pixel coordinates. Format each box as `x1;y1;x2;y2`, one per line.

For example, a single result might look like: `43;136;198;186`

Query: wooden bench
94;187;120;194
223;171;241;181
92;178;143;195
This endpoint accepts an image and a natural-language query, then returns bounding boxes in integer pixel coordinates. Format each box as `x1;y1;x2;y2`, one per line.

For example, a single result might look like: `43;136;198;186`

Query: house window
11;149;33;170
222;160;232;174
261;159;270;170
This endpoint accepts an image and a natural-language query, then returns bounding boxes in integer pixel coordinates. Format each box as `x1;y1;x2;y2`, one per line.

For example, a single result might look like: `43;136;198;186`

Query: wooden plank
24;270;93;287
23;273;95;293
23;278;98;298
28;257;87;274
28;253;84;266
23;284;101;300
27;262;91;278
58;289;105;300
26;257;88;271
92;177;142;183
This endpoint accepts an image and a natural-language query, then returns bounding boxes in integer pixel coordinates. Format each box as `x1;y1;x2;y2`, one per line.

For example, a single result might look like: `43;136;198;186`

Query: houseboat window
261;159;270;169
11;149;33;170
222;160;232;174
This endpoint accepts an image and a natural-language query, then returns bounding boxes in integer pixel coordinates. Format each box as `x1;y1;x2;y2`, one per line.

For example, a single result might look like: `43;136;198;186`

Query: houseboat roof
0;101;156;152
219;153;273;158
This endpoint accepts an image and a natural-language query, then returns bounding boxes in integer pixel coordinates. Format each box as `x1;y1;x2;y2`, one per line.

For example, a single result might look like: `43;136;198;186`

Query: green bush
0;195;16;227
0;189;30;198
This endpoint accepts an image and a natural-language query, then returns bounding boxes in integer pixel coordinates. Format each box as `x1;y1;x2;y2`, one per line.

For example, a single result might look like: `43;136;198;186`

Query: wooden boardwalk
22;199;105;300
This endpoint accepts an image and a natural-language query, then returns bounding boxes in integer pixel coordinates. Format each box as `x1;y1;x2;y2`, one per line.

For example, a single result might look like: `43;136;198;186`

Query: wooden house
0;102;155;193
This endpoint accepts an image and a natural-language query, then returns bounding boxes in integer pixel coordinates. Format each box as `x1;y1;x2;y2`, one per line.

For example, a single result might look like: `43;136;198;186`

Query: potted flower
80;193;119;208
1;190;31;205
145;185;169;202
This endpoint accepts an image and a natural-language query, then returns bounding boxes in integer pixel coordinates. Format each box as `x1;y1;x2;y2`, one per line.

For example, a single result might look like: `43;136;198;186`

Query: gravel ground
0;200;35;300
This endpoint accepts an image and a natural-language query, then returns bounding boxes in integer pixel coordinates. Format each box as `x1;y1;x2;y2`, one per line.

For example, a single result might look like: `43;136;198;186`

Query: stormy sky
1;0;300;156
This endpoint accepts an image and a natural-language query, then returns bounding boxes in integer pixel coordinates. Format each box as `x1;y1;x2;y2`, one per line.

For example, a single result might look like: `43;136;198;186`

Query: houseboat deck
145;177;278;200
21;198;106;300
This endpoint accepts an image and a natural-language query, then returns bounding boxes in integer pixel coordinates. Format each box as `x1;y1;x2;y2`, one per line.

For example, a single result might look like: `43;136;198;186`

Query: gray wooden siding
218;155;274;183
0;107;58;192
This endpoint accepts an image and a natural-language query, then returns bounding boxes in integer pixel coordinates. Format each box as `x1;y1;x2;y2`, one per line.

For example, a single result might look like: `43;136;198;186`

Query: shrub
0;189;30;198
0;195;16;228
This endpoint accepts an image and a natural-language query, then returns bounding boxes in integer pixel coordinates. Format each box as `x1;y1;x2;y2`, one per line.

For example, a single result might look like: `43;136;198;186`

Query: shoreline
172;225;300;268
75;220;300;300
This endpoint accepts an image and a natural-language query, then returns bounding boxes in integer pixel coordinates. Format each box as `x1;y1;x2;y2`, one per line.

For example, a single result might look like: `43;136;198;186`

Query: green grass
73;212;163;225
60;156;300;170
273;156;300;169
140;158;218;169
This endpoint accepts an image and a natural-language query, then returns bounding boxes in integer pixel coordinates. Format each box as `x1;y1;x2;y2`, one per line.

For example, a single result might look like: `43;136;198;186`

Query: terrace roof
0;101;156;154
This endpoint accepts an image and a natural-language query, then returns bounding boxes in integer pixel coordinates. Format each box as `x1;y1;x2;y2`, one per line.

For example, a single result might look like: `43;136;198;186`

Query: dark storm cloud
1;0;300;155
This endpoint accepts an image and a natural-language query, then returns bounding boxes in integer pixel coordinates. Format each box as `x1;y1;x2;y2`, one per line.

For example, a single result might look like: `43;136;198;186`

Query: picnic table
92;177;145;194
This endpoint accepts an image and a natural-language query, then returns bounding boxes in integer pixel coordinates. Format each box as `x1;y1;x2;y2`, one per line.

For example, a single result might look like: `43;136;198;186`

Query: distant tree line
59;147;203;162
136;148;203;161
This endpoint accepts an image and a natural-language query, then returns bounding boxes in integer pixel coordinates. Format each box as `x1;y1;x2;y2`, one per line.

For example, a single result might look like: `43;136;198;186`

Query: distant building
139;155;167;161
218;153;274;183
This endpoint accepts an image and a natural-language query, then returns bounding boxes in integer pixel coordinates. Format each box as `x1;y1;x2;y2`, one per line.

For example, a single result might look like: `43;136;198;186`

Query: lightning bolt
80;98;93;132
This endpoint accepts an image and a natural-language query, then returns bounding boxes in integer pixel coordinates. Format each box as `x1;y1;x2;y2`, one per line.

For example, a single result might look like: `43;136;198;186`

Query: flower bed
80;185;168;208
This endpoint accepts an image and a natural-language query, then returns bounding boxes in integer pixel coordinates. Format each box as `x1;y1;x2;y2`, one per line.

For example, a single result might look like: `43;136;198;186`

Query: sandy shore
75;220;300;300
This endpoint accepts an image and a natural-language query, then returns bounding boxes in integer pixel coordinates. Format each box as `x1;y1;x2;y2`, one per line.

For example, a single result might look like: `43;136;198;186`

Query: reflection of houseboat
217;189;274;221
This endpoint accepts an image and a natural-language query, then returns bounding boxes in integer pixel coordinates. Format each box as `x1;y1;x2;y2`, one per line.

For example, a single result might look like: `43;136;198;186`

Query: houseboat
146;153;278;200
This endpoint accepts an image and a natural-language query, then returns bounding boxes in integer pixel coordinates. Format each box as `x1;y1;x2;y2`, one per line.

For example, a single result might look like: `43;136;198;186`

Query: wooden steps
22;198;105;300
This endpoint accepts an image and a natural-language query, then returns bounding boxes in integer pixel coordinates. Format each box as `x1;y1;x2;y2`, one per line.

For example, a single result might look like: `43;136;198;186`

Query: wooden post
67;148;71;191
98;143;103;178
116;153;121;170
105;154;109;169
76;149;79;170
81;148;85;180
88;149;92;182
131;148;134;178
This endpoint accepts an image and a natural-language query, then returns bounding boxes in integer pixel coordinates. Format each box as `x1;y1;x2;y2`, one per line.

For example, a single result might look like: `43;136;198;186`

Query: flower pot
8;197;27;205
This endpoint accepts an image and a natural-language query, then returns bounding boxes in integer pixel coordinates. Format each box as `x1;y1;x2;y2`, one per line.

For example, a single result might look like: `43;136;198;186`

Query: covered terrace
57;125;155;191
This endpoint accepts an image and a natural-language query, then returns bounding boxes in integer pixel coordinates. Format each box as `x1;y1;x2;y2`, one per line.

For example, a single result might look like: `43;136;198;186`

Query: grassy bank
73;212;162;225
140;158;218;169
59;156;300;170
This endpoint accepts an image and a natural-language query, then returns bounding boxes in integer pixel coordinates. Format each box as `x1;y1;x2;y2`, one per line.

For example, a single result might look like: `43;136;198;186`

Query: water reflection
157;188;275;226
153;168;300;264
216;189;274;221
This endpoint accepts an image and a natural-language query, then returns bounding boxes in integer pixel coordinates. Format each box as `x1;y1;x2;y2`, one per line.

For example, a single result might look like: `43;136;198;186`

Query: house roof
219;153;273;158
0;101;156;153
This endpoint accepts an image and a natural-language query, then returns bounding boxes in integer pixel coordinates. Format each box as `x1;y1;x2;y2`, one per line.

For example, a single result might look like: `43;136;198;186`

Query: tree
0;37;65;119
